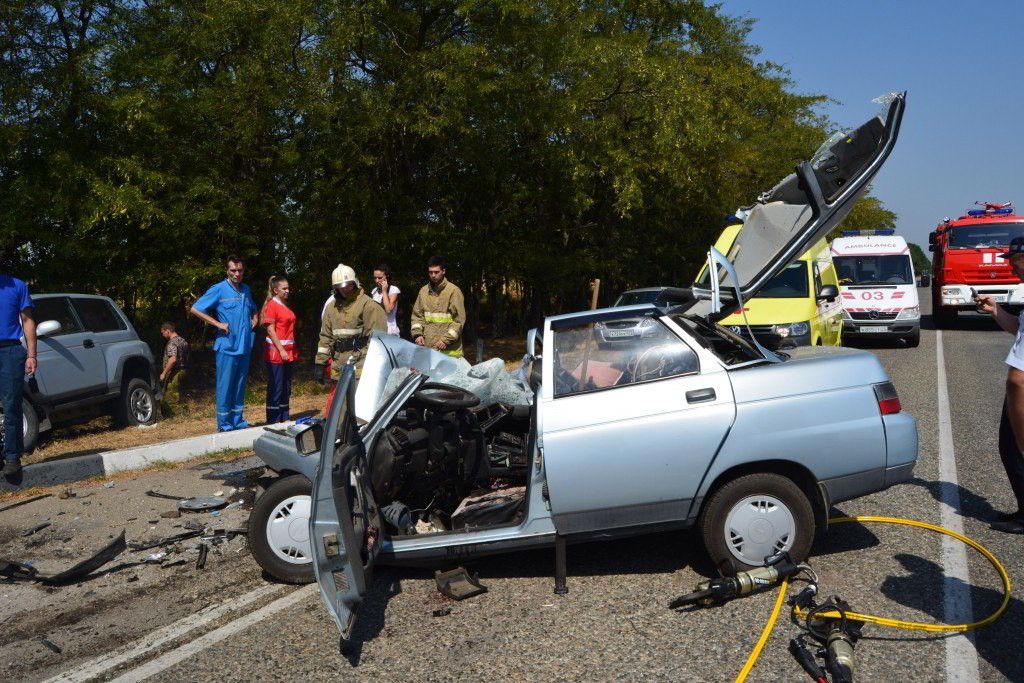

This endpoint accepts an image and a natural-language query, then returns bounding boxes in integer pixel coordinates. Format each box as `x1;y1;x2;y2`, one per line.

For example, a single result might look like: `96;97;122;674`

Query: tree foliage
0;0;894;348
826;195;897;241
908;243;930;275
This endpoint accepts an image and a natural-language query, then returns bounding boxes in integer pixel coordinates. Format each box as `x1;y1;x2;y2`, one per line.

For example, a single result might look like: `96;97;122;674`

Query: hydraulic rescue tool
669;516;1012;683
668;552;805;608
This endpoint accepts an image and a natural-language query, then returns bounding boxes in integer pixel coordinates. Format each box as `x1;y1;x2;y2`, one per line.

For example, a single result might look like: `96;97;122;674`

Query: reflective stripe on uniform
424;313;454;323
317;346;329;354
441;348;464;358
333;328;361;336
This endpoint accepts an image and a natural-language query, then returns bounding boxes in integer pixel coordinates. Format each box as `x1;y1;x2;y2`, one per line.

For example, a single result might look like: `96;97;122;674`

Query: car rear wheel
115;377;159;426
248;475;314;584
0;398;39;453
699;472;815;571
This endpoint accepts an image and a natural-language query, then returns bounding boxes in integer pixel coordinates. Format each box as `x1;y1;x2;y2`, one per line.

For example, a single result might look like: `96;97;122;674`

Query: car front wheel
116;377;159;426
699;472;815;571
0;398;39;453
247;475;315;584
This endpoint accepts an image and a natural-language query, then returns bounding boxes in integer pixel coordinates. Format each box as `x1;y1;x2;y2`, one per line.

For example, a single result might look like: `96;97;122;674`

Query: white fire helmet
331;264;358;287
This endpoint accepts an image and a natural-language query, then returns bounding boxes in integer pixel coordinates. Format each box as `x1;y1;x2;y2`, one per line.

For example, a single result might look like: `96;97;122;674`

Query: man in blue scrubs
0;274;36;478
189;256;257;432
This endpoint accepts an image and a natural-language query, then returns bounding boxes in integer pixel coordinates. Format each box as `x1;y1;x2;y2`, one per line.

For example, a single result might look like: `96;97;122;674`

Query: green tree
909;243;930;275
827;194;897;241
0;1;879;347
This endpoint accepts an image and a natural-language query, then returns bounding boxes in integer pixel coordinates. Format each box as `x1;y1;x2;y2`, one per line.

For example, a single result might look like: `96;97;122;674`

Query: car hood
355;333;469;422
689;93;906;322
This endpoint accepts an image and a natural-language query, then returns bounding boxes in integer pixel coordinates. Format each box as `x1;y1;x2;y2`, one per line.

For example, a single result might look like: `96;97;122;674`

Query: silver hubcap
723;494;796;565
266;494;313;565
0;411;28;439
130;387;153;422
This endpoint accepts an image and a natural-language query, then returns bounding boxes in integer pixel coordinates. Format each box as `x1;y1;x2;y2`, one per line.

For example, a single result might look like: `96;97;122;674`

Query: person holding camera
977;236;1024;533
314;264;386;412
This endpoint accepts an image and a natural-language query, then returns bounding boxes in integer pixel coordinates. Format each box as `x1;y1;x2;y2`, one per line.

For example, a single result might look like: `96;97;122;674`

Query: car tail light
874;381;901;415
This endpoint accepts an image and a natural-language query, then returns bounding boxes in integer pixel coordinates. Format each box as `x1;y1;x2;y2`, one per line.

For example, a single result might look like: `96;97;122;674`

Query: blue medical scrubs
0;275;32;466
194;279;256;431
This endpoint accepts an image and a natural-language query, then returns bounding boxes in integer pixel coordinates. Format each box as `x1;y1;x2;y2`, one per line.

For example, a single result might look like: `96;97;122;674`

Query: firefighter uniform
411;278;466;357
316;290;387;378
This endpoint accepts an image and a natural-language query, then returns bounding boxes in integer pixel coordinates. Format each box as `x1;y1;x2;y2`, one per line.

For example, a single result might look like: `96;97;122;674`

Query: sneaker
2;460;22;477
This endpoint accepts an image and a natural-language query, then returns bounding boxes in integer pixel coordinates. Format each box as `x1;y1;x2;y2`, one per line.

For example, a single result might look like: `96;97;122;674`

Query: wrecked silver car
247;94;917;648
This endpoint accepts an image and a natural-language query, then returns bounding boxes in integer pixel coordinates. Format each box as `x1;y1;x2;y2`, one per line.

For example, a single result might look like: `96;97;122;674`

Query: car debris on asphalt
145;489;188;501
39;638;62;654
177;496;228;512
21;522;51;537
0;493;52;513
434;567;488;601
0;531;127;585
195;543;209;570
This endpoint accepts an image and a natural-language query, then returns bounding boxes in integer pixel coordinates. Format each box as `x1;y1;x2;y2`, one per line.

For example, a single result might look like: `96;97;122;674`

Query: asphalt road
3;289;1023;682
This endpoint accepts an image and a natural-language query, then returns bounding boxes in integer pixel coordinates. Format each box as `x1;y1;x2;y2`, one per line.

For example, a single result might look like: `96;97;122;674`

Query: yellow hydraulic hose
735;577;790;682
735;515;1012;682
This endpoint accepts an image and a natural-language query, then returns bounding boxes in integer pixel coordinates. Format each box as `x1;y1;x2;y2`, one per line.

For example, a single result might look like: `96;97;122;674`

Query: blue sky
722;1;1024;248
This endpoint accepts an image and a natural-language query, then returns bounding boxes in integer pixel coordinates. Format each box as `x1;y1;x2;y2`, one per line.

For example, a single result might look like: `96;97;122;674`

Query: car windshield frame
753;262;809;299
833;255;913;286
947;222;1024;249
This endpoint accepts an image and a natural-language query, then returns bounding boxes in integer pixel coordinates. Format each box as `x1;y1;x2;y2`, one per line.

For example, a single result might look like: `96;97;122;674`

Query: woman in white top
371;264;401;335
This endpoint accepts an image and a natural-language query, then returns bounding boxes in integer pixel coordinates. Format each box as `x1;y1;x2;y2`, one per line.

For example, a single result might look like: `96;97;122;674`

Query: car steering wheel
412;382;481;409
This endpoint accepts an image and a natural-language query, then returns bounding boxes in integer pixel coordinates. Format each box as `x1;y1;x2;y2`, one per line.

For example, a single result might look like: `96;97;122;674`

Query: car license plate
606;329;635;338
859;326;887;333
992;295;1006;302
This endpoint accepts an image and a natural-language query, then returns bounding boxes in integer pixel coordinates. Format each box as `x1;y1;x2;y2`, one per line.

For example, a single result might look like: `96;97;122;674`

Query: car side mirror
920;273;931;287
37;320;61;337
928;231;936;246
294;422;324;455
817;284;839;302
928;244;934;252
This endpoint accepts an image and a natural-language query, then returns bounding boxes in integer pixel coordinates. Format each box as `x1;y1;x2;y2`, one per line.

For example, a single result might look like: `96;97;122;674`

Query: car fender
108;343;156;388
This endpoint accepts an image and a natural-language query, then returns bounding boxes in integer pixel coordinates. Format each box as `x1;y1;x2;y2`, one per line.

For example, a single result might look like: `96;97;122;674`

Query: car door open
309;365;383;647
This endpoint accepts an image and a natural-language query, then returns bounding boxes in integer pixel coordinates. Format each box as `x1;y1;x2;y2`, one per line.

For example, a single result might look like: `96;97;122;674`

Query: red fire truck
929;202;1024;327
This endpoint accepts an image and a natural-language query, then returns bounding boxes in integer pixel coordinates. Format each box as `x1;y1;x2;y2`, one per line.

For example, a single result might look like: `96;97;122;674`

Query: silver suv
10;294;162;451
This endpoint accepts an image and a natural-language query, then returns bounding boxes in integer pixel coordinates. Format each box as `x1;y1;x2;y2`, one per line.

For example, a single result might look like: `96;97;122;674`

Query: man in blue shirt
189;256;258;432
0;274;36;478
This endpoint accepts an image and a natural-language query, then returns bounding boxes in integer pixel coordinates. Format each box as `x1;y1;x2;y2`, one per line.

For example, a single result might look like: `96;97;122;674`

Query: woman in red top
262;276;297;423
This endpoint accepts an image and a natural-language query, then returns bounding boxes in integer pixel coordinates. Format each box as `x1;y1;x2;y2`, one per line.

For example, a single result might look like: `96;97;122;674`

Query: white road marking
936;329;980;682
44;583;290;683
108;584;317;682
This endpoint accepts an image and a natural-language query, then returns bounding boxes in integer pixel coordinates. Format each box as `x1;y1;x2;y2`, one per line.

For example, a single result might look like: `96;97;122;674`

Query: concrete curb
0;422;287;492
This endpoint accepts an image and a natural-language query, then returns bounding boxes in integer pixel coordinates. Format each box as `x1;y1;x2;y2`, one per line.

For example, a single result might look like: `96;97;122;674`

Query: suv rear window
73;298;126;332
32;297;82;336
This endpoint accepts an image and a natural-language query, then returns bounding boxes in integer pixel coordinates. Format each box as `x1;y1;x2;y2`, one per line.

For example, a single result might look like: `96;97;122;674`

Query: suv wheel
0;398;39;453
248;475;315;584
699;472;815;571
116;378;158;426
